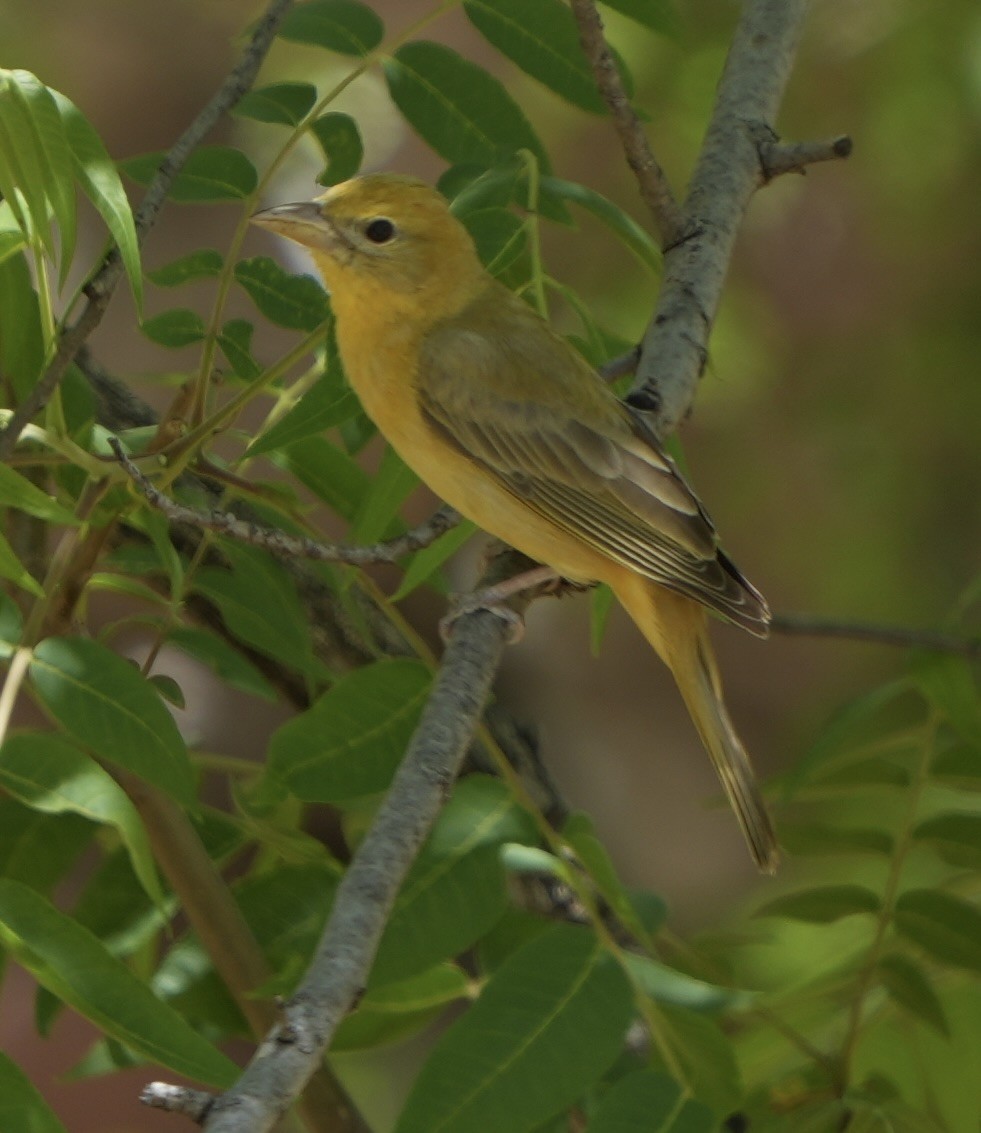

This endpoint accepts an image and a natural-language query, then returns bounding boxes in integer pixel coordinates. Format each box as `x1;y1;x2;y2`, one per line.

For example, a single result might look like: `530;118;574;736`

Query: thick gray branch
633;0;811;434
200;584;525;1132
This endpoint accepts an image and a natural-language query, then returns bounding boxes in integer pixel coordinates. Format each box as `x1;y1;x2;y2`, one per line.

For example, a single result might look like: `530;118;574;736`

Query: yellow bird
253;174;778;872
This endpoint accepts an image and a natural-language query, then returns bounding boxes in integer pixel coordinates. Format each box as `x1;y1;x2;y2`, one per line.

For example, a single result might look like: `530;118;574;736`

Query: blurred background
2;0;980;1127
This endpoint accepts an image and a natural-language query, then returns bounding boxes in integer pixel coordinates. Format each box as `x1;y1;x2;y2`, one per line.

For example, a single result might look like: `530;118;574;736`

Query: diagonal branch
0;0;294;461
185;555;536;1133
770;613;981;660
568;0;685;248
631;0;814;435
109;436;462;565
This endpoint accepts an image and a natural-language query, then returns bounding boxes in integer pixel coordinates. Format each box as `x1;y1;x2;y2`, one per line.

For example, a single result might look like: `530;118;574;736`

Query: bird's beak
251;202;344;254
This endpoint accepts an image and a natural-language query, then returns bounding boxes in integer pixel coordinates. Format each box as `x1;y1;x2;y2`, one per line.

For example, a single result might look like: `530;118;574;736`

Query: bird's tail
614;576;780;874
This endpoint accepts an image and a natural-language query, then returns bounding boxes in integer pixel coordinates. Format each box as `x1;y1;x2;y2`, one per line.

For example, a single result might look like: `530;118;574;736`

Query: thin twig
632;0;815;435
110;436;462;565
0;0;294;460
758;134;853;181
192;553;535;1133
568;0;686;248
771;613;981;660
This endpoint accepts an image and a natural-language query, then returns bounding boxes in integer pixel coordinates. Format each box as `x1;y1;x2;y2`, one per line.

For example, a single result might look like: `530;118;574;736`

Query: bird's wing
415;313;769;635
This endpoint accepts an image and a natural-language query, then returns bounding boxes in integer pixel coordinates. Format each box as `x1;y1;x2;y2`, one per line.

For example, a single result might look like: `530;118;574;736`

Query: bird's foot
440;565;561;644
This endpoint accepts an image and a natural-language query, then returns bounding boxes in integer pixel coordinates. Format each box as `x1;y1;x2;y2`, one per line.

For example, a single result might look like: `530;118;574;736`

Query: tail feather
614;575;780;873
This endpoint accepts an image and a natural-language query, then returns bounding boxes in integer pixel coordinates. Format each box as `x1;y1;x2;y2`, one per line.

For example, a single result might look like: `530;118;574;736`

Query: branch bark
632;0;813;435
197;559;534;1133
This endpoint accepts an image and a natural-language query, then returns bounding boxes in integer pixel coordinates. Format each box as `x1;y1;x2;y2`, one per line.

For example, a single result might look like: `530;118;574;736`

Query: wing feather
416;299;769;635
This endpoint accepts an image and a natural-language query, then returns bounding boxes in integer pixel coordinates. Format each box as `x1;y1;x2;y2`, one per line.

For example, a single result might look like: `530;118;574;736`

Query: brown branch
110;436;462;565
631;0;818;435
186;552;537;1133
0;0;294;461
568;0;685;248
758;133;853;181
770;613;981;660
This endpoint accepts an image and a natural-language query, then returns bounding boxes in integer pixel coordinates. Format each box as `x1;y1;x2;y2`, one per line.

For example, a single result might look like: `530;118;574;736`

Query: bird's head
252;174;484;316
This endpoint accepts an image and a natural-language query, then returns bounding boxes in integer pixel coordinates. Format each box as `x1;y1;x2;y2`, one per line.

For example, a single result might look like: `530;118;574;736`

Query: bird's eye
364;217;396;244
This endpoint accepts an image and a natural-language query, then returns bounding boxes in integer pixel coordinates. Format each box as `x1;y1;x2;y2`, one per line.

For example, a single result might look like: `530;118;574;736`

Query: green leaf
808;757;911;791
464;0;633;115
51;90;142;308
894;889;981;972
912;812;981;867
564;811;659;947
278;0;384;55
167;626;277;701
780;823;894;858
147;248;224;286
931;742;981;791
268;658;431;802
588;1069;715;1133
140;307;206;347
0;71;61;265
232;81;318;126
372;776;536;985
659;1004;742;1115
755;885;882;924
0;528;43;597
28;635;194;805
393;924;633;1133
383;43;563;220
234;255;329;330
623;953;752;1013
392;519;476;601
350;444;418;542
283;436;370;521
121;146;258;202
0;249;44;399
540;176;661;272
0;731;163;905
877;953;950;1037
334;963;469;1052
0;880;237;1085
248;363;359;456
193;543;321;678
217;317;262;381
599;0;681;37
460;207;527;274
0;592;23;658
0;71;77;284
310;112;364;186
912;653;981;745
0;1051;67;1133
0;798;94;894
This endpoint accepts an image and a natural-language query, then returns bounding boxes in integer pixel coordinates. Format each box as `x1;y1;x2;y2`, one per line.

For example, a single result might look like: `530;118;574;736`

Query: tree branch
568;0;685;248
631;0;816;435
109;436;461;565
183;555;535;1133
770;613;981;659
0;0;294;461
758;133;853;180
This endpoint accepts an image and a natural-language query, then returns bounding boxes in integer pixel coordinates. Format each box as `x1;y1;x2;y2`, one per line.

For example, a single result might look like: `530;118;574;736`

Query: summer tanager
253;174;778;872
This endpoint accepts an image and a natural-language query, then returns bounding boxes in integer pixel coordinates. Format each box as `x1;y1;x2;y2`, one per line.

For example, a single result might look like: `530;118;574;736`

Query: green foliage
0;4;979;1133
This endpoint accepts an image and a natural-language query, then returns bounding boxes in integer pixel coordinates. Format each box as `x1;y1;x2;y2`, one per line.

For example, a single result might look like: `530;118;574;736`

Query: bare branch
0;0;294;460
110;436;461;565
632;0;815;435
568;0;686;248
758;134;853;181
771;613;981;659
186;553;535;1133
141;1083;214;1122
